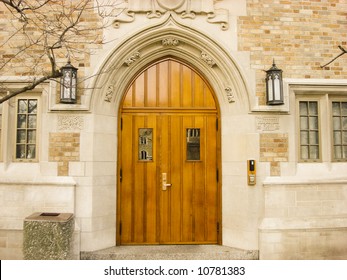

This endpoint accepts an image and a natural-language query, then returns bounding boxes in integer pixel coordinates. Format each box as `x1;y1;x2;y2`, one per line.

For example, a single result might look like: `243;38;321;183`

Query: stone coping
25;212;74;223
0;176;76;187
259;217;347;231
263;176;347;186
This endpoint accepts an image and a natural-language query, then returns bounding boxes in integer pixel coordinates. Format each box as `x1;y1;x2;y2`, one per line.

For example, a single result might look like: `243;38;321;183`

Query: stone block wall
259;181;347;259
0;178;77;259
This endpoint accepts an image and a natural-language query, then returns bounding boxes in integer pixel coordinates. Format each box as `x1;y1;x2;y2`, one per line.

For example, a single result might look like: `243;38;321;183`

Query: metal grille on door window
138;128;153;161
186;128;200;161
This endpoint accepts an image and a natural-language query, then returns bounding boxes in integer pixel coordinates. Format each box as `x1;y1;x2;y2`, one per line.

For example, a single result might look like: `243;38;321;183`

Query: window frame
330;97;347;162
14;95;40;162
296;97;322;163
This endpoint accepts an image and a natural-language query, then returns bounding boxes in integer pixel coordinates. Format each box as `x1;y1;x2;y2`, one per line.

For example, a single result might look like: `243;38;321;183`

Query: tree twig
321;45;347;68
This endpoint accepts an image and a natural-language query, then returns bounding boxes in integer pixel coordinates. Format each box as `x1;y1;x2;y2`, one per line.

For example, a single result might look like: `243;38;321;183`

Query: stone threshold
81;245;259;260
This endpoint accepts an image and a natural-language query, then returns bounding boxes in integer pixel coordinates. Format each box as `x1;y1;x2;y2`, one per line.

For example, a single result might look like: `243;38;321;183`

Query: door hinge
120;168;122;183
216;168;219;183
216;119;218;131
217;222;220;234
119;222;122;236
120;118;123;130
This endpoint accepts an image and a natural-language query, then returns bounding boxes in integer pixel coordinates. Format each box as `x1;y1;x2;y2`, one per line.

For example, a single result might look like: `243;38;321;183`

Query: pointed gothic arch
85;16;253;249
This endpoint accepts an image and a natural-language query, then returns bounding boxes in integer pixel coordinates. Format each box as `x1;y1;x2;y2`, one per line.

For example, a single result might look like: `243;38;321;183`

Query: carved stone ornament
225;87;235;103
201;52;216;68
124;52;141;66
113;0;229;30
162;37;180;46
256;117;280;132
104;85;114;102
58;115;84;131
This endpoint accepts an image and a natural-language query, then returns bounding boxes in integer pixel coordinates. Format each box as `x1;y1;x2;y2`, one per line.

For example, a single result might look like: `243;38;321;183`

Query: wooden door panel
119;59;219;245
120;114;158;244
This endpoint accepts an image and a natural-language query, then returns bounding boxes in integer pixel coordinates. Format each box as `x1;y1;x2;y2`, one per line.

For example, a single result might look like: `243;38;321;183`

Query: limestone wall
260;180;347;259
0;177;77;259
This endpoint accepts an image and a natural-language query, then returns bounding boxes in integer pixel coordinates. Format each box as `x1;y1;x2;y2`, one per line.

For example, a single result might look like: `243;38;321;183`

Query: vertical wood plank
193;116;206;242
146;65;157;107
159;115;170;243
133;116;145;243
145;115;158;243
170;61;181;107
182;116;194;242
206;115;218;242
182;66;193;108
134;73;145;107
120;114;133;244
158;61;169;107
169;115;183;242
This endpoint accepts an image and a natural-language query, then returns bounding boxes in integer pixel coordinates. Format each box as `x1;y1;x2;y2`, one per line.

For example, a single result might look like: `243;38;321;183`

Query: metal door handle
162;173;172;191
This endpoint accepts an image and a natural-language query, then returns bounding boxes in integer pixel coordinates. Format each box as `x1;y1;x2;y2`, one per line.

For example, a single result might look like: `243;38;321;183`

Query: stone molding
93;16;250;110
113;0;229;30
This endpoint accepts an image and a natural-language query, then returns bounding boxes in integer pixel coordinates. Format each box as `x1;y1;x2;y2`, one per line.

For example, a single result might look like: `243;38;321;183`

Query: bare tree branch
321;45;347;68
0;72;62;104
0;0;129;104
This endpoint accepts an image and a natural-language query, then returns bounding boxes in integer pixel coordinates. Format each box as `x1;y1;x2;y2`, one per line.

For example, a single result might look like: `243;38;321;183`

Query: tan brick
49;132;80;176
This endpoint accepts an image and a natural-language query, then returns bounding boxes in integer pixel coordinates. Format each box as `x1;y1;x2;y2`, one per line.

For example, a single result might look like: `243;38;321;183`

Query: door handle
162;173;172;191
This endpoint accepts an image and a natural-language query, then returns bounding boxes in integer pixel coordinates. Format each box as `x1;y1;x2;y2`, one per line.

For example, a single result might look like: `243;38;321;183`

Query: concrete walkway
81;245;259;260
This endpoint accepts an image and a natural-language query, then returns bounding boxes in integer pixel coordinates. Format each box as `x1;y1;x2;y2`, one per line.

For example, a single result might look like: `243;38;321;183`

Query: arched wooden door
117;59;221;245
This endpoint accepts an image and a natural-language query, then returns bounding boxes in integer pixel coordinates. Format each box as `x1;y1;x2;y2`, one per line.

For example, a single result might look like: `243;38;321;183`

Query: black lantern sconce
60;60;78;104
265;60;284;105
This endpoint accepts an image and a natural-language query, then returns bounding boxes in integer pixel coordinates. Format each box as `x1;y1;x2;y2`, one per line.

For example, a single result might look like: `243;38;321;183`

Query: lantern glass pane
267;77;273;101
274;76;281;100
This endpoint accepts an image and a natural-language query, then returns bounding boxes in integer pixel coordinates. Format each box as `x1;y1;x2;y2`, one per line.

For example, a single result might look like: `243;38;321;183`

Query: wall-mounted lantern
265;60;284;105
60;60;78;104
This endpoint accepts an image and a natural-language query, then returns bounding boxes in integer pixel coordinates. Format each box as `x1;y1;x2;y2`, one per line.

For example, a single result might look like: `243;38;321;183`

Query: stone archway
87;15;252;250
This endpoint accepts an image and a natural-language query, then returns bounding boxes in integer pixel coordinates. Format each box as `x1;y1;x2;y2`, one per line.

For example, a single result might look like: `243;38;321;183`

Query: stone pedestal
23;212;74;260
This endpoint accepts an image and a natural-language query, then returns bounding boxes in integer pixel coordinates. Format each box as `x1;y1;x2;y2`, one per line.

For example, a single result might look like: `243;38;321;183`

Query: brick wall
49;133;80;176
260;133;289;176
0;1;102;100
238;0;347;105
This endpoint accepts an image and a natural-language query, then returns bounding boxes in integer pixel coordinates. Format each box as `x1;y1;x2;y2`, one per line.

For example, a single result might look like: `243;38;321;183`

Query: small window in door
186;128;200;161
138;128;153;161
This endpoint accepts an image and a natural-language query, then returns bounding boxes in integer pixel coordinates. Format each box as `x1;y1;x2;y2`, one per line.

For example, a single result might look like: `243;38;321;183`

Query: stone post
23;212;74;260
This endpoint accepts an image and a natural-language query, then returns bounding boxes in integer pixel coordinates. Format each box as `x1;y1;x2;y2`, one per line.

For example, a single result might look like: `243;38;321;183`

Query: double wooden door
118;59;220;245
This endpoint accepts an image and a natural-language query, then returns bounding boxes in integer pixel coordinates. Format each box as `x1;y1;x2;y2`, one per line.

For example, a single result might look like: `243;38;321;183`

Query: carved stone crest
113;0;229;30
201;52;216;68
225;87;235;103
256;117;280;131
58;115;84;131
157;0;185;10
124;52;141;66
104;85;114;102
162;37;180;46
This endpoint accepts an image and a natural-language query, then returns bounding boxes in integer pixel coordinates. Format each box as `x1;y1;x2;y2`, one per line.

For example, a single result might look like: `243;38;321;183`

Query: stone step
81;245;259;260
